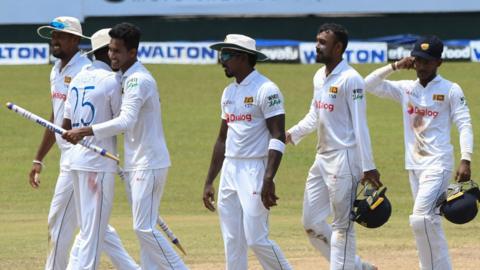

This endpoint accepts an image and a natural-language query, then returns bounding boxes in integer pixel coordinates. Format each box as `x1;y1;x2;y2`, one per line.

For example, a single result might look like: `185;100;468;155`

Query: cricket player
202;34;292;270
62;22;187;269
364;36;473;270
286;23;380;270
62;28;141;270
31;18;139;270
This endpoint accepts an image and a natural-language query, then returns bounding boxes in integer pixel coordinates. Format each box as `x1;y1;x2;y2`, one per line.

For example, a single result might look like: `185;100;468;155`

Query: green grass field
0;62;479;269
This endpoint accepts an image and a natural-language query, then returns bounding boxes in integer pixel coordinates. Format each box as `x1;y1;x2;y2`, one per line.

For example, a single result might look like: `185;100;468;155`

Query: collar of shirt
121;60;142;81
414;74;443;88
234;69;259;86
91;60;113;72
319;59;348;80
53;51;85;75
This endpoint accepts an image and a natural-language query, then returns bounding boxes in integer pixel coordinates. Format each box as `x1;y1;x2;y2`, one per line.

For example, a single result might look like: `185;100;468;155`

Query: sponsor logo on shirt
352;88;364;100
407;103;439;118
244;96;254;108
223;100;234;105
267;94;281;107
314;100;334;112
225;113;252;123
432;94;445;101
64;76;71;84
460;97;468;106
126;78;138;90
406;90;420;98
51;91;66;101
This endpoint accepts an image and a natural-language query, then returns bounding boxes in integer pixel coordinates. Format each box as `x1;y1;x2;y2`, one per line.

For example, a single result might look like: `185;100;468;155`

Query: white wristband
268;138;285;154
33;160;45;168
461;152;472;161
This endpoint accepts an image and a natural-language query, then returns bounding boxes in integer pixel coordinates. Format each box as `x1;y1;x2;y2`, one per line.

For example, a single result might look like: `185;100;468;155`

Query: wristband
391;61;398;71
33;160;45;168
461;152;472;161
268;138;285;154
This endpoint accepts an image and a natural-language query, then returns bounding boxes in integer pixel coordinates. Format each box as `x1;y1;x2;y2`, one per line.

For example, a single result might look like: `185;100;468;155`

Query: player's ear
128;48;138;59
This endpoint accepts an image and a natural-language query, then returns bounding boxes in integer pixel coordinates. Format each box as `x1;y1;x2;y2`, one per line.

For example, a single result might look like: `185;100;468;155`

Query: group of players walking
29;15;472;270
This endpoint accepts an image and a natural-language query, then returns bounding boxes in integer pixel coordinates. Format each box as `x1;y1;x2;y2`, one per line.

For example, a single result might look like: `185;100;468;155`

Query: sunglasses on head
50;21;66;30
219;51;242;62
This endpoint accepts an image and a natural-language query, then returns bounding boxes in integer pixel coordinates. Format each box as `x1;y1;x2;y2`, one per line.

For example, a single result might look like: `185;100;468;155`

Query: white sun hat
210;34;268;61
37;16;89;40
84;28;112;55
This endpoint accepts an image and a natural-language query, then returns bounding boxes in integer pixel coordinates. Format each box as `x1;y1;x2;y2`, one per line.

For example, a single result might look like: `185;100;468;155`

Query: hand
261;179;279;210
202;183;216;212
455;159;471;182
285;132;293;145
396;56;415;70
62;129;84;144
361;169;382;189
29;163;42;188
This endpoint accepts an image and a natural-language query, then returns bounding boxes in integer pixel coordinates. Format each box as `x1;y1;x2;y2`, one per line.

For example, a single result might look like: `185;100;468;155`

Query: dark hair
318;23;349;53
109;22;141;50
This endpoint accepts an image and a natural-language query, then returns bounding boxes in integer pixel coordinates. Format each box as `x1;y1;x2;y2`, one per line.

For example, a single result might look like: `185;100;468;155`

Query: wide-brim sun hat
37;16;89;40
210;34;268;61
84;28;112;55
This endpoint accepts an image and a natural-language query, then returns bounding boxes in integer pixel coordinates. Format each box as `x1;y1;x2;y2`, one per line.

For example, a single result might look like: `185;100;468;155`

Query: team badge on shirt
244;96;254;108
432;94;445;101
329;86;338;93
64;76;72;84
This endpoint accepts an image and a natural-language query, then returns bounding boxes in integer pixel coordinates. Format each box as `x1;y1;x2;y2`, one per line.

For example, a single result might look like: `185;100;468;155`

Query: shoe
362;261;378;270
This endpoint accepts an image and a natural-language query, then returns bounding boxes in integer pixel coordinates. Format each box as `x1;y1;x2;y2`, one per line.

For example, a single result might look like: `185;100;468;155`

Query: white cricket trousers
408;169;452;270
47;170;139;270
125;168;188;270
218;158;292;270
302;148;363;270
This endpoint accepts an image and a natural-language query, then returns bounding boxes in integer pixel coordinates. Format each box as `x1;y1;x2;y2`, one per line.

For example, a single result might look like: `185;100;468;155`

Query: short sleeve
260;83;285;119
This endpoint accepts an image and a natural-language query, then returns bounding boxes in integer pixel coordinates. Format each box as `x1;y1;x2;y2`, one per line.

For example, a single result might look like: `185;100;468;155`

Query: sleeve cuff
461;152;472;161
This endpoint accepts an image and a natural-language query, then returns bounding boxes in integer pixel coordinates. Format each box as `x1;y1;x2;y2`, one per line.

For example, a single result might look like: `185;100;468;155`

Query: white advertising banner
0;0;82;24
83;0;480;16
300;42;388;64
138;42;217;64
470;41;480;62
0;43;49;65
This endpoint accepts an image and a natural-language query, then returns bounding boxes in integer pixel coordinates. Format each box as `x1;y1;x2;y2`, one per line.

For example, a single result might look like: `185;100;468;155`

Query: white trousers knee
302;148;365;270
218;158;292;270
409;169;452;270
127;168;187;270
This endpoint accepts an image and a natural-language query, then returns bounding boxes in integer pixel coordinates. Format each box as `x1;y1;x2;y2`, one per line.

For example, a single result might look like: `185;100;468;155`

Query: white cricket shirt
64;60;121;173
365;64;473;170
288;60;376;171
50;52;91;168
92;61;171;171
221;70;285;159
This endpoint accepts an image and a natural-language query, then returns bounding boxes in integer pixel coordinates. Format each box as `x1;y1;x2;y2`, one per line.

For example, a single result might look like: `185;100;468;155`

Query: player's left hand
455;159;471;182
62;129;85;144
361;169;382;189
261;179;279;210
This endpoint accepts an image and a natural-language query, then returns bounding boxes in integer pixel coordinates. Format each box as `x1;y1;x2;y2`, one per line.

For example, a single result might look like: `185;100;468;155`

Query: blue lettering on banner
303;50;316;64
0;46;47;60
345;49;385;63
137;43;217;63
473;48;480;61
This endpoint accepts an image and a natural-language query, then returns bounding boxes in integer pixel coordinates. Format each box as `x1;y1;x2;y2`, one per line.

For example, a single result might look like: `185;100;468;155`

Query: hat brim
210;42;268;61
411;50;440;60
83;43;109;56
37;26;89;40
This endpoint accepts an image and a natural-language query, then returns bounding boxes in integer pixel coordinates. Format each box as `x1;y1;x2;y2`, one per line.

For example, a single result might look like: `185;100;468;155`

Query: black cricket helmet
439;180;480;224
351;185;392;228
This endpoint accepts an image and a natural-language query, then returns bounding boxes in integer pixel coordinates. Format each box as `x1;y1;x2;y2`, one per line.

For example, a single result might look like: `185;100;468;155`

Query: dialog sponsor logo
407;103;439;118
52;91;67;101
314;101;334;112
225;113;252;123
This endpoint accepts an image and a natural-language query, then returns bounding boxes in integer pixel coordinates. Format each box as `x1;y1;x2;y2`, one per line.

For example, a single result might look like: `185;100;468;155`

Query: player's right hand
361;169;382;189
396;56;415;70
29;164;42;189
202;183;216;212
285;132;292;144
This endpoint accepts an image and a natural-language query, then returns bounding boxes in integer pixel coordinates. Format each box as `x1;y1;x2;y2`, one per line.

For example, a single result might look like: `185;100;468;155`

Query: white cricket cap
37;16;89;40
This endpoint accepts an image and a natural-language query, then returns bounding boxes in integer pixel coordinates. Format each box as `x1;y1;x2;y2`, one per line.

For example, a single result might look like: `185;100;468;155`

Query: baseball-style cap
37;16;89;40
411;35;444;60
210;34;268;61
84;28;111;55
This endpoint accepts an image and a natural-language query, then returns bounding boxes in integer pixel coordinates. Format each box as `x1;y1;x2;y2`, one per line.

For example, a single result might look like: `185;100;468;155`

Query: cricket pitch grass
0;63;479;269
